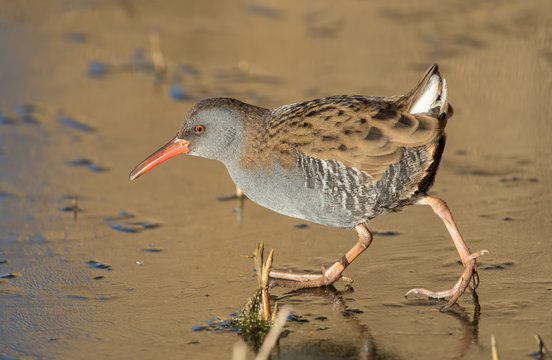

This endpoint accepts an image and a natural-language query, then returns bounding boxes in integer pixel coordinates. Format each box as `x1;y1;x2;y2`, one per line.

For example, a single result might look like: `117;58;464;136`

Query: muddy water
0;0;551;359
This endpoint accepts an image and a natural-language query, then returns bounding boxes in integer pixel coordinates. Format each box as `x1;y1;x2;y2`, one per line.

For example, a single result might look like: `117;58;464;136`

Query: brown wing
260;95;442;180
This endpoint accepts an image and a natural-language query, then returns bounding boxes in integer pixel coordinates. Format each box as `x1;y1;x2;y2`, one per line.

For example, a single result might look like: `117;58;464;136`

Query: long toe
405;250;486;309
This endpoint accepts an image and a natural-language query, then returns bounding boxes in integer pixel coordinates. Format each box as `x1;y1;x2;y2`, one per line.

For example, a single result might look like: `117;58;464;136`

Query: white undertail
409;74;447;116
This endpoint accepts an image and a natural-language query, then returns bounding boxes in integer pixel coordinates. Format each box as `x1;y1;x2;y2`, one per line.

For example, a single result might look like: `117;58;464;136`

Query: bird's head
129;98;249;180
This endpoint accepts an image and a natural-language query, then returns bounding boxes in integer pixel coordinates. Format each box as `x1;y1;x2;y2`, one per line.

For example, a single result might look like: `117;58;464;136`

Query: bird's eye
194;125;205;134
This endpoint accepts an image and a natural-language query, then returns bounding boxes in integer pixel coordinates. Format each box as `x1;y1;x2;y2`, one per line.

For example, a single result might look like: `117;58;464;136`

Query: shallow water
0;0;551;359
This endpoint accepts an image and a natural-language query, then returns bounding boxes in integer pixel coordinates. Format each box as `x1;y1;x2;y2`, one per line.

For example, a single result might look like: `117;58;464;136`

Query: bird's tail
405;64;453;121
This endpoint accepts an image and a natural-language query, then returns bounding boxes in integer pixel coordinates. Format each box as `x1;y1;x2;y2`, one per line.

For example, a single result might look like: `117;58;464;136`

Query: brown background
0;0;550;359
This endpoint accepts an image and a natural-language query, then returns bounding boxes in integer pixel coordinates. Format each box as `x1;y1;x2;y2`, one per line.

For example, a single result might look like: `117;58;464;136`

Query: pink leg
269;224;373;288
406;195;488;309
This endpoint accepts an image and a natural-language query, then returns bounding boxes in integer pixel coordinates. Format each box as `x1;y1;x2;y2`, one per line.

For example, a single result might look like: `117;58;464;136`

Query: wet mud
0;0;551;359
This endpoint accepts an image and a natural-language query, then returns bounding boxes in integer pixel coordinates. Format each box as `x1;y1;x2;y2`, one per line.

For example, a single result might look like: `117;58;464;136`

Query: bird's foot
405;249;488;310
269;224;372;289
268;262;350;288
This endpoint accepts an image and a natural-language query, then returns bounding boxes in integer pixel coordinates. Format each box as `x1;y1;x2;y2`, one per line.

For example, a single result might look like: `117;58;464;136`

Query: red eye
194;125;205;134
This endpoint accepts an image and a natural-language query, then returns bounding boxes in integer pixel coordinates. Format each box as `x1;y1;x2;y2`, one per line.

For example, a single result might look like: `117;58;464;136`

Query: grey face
177;107;243;163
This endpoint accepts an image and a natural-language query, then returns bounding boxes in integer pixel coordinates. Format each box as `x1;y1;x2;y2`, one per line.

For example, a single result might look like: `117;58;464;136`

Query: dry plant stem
534;334;549;357
491;334;499;360
255;242;264;285
269;224;373;287
148;29;166;75
254;307;292;360
236;186;245;226
261;249;274;320
406;195;488;309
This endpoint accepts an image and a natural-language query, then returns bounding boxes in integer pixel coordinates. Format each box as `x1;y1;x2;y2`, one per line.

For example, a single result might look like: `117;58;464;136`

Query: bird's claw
405;250;488;309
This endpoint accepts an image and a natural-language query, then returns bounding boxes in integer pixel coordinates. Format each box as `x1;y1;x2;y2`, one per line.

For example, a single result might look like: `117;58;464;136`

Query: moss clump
230;287;273;352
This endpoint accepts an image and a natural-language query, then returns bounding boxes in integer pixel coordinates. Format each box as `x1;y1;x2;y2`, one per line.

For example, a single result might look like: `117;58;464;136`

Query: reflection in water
444;291;482;359
266;286;483;360
217;186;246;226
275;286;399;360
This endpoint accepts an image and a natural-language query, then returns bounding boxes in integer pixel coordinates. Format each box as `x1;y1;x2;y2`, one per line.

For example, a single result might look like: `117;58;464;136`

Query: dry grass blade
254;306;292;360
491;334;499;360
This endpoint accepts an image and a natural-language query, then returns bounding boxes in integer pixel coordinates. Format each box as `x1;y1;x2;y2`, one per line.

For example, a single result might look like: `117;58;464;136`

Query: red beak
129;137;190;180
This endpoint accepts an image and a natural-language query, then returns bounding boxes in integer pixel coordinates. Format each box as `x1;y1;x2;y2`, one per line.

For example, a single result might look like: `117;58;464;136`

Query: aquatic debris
189;316;239;333
374;231;399;236
67;158;93;166
105;212;160;233
170;84;190;100
287;313;308;323
89;164;109;172
294;223;308;229
59;115;95;133
141;247;163;252
189;244;295;357
14;104;34;116
111;222;159;233
14;103;39;124
58;195;82;221
344;308;364;314
111;222;138;233
499;175;519;182
0;192;13;201
191;325;204;332
87;61;109;78
60;294;88;300
229;242;281;352
528;334;549;358
93;275;104;280
139;222;159;229
0;273;18;279
85;260;112;270
66;158;108;172
58;204;82;212
0;113;15;125
216;194;239;202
